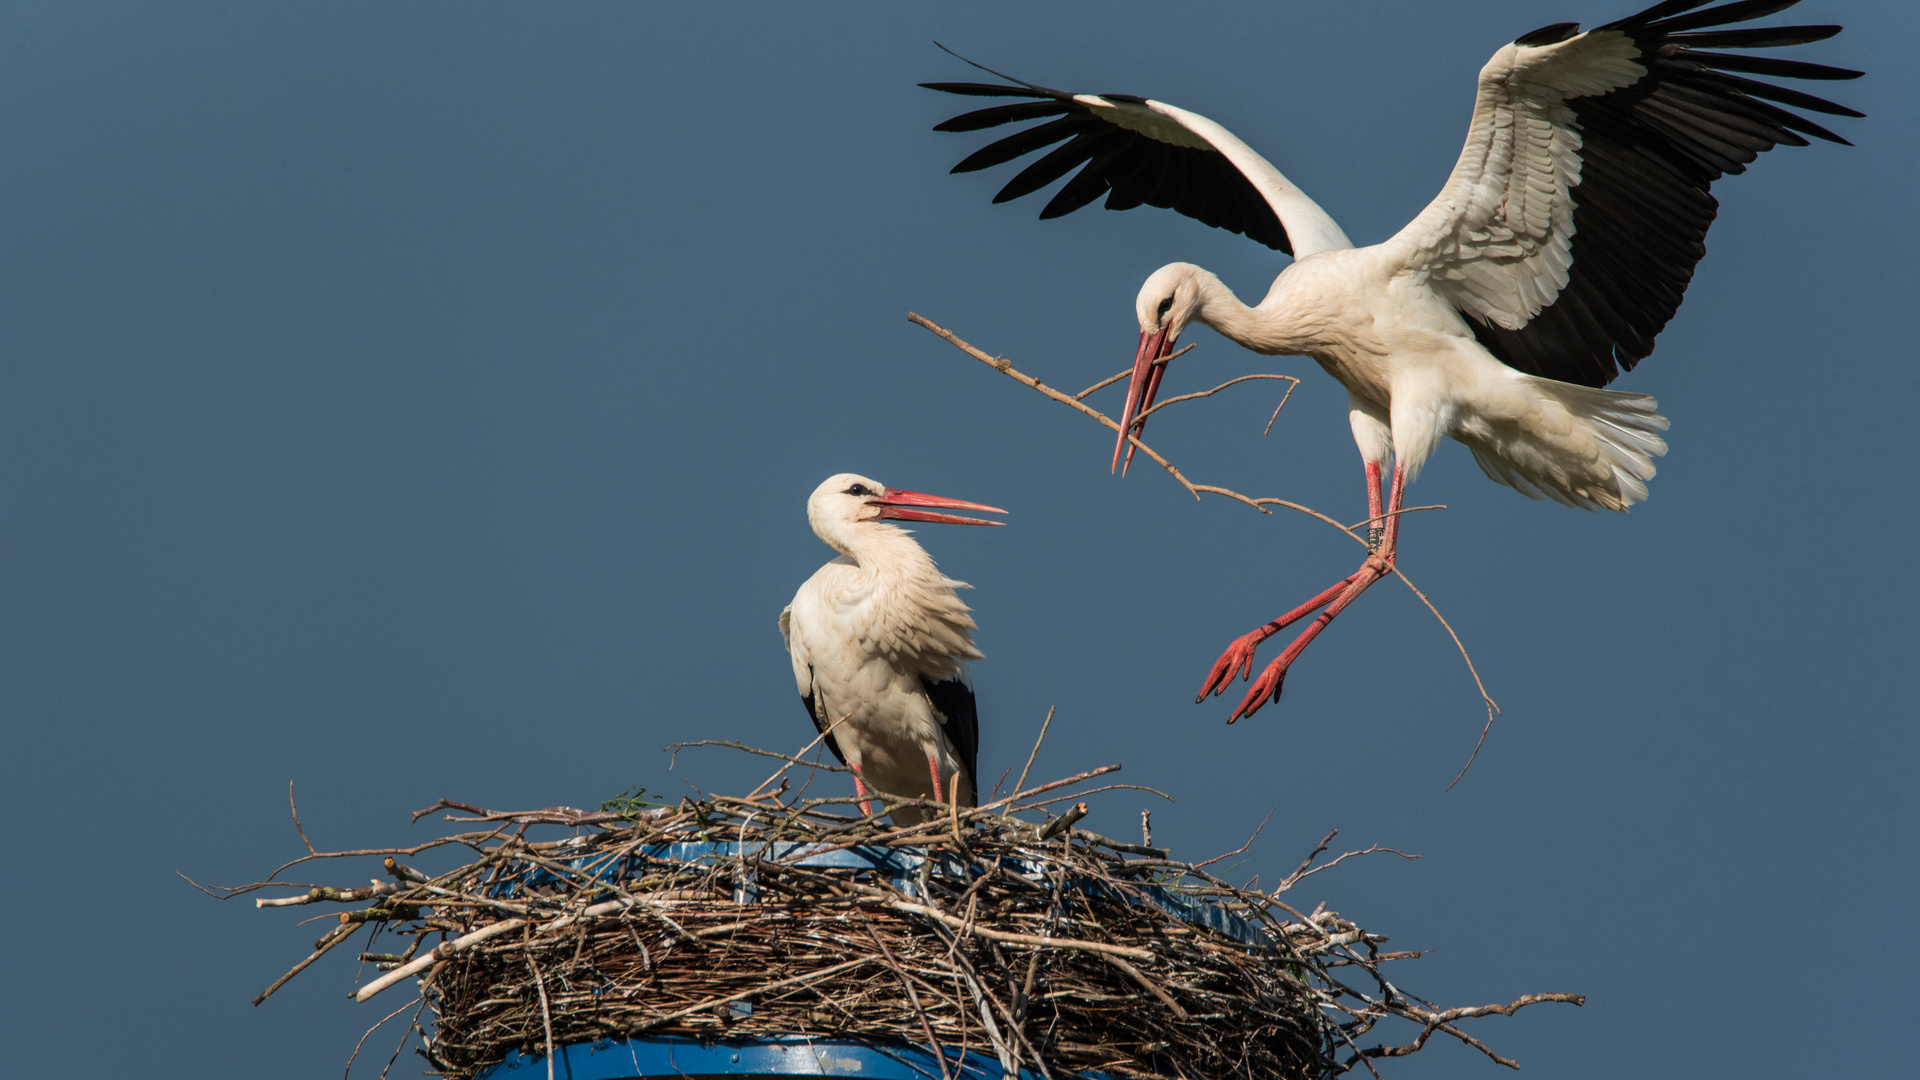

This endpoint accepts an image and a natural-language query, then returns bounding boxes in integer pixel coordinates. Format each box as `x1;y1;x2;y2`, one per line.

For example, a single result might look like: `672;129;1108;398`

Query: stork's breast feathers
874;580;983;677
801;562;981;681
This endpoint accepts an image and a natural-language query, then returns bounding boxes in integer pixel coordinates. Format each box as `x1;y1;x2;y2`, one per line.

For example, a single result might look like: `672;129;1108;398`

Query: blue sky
2;2;1913;1077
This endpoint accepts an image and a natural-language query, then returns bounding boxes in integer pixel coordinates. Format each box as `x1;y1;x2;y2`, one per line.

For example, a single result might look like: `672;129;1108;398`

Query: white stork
925;0;1860;720
779;473;1005;824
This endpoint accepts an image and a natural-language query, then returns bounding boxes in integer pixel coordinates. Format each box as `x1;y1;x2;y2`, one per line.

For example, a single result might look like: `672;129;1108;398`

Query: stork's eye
1156;296;1175;318
844;483;873;497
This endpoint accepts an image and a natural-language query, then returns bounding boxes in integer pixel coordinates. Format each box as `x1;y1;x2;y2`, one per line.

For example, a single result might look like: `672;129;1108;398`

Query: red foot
1214;554;1394;723
1232;658;1289;722
1198;629;1266;700
1197;572;1362;702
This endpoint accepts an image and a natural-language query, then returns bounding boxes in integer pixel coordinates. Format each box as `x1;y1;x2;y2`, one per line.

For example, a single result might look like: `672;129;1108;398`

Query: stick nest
204;758;1582;1079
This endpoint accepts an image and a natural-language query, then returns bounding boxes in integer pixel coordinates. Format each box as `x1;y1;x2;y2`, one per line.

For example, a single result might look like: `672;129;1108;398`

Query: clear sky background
3;1;1913;1077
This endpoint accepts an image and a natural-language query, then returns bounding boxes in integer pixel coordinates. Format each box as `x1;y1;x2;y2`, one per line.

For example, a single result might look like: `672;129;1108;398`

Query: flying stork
780;473;1005;824
924;0;1860;720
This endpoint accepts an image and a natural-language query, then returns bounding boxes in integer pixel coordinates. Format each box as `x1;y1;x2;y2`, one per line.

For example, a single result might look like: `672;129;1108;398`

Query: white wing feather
778;603;812;700
1388;31;1644;330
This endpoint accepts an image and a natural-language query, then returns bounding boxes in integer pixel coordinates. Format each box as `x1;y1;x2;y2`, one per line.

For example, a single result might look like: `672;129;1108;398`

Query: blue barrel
478;1035;1093;1079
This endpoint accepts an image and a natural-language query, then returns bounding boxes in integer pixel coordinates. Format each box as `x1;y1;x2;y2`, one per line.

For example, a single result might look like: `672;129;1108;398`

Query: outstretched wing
1389;0;1861;388
924;69;1352;258
920;675;979;806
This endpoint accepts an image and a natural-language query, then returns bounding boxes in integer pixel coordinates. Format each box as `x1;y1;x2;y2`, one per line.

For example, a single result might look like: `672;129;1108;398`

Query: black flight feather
920;676;979;805
1476;0;1858;387
924;58;1295;253
799;669;849;768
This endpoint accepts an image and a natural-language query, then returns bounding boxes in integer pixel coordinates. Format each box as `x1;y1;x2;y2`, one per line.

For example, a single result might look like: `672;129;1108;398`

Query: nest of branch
212;757;1580;1079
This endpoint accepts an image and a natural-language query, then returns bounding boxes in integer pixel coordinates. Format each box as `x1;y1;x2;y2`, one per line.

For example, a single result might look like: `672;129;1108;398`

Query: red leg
850;765;876;819
1364;460;1385;551
927;756;946;806
1229;553;1390;721
1378;461;1407;554
1211;465;1407;722
1198;459;1386;701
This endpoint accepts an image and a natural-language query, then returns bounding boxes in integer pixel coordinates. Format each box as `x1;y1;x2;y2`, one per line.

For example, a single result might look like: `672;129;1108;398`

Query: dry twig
908;313;1504;783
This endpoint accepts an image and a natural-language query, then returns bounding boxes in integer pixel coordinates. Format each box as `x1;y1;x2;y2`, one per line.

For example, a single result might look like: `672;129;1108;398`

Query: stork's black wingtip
927;44;1057;96
932;41;979;68
1515;21;1581;47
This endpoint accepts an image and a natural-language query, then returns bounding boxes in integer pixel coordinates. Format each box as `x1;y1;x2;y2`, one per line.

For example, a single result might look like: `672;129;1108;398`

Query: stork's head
1136;262;1207;341
807;473;1005;540
1115;263;1208;475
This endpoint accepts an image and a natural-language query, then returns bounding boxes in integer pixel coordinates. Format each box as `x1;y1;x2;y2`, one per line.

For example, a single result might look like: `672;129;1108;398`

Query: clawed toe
1198;634;1262;701
1229;658;1289;722
1201;556;1394;722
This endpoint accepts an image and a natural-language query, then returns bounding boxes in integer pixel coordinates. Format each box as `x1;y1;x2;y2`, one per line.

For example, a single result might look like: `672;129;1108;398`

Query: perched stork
925;0;1860;720
780;473;1005;824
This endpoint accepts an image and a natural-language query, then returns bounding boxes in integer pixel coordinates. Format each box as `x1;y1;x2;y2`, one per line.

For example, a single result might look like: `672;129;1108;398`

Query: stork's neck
1186;271;1273;354
814;518;941;579
1188;265;1327;356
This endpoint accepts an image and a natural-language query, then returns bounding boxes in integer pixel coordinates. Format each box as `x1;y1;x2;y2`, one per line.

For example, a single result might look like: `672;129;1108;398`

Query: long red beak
1112;326;1174;476
875;489;1007;526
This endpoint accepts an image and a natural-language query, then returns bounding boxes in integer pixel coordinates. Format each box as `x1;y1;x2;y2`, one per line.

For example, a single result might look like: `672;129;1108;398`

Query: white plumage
779;473;1004;824
926;0;1859;718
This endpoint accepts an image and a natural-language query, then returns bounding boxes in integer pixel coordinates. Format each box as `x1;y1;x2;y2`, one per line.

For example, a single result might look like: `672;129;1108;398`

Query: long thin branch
1346;504;1446;532
910;312;1502;785
910;313;1220;507
747;715;854;798
356;919;527;1002
254;921;361;1006
526;937;557;1080
1386;564;1503;790
1270;829;1355;900
1140;372;1299;424
1264;377;1299;435
179;827;512;899
1191;808;1275;870
1280;844;1420;892
861;911;956;1080
343;994;421;1078
1011;706;1055;809
668;739;855;776
289;782;317;856
257;881;398;909
1074;369;1132;400
408;798;676;827
1367;992;1586;1068
1072;344;1195;400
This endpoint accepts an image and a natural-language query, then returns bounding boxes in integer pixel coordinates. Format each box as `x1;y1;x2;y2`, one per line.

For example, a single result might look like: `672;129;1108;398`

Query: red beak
875;489;1007;526
1112;327;1174;475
